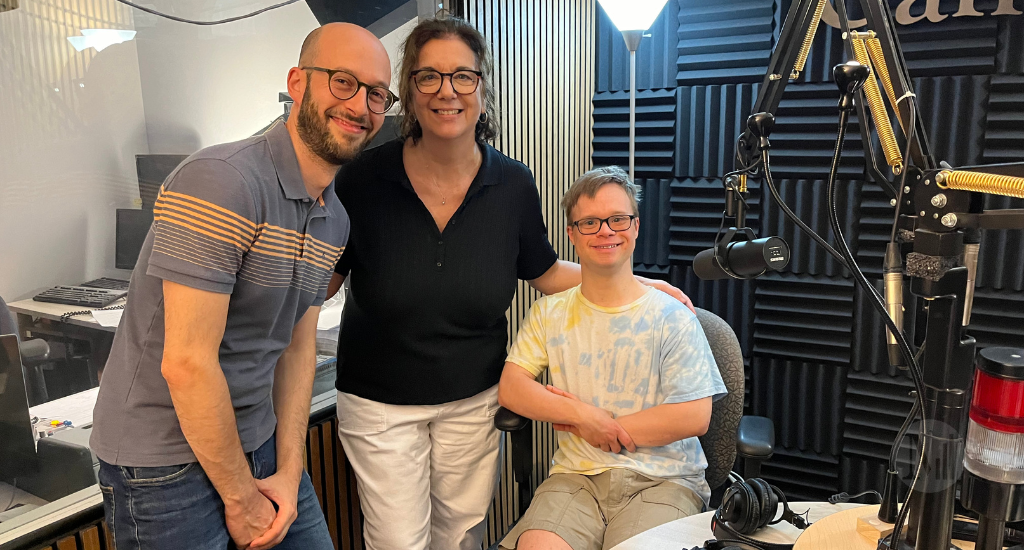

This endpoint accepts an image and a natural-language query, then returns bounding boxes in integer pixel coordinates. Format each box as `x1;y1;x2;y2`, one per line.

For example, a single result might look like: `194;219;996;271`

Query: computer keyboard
80;277;131;291
32;286;127;308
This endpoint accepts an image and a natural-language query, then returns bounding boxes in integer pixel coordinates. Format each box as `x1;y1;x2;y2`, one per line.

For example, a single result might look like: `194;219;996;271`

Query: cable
829;490;883;504
822;108;927;550
889;343;926;470
889;98;918;244
113;0;301;26
760;149;885;304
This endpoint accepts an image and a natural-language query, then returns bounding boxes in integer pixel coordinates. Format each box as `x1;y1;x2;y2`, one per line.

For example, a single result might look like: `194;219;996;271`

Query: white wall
134;0;319;154
0;1;418;301
134;3;417;155
0;0;150;300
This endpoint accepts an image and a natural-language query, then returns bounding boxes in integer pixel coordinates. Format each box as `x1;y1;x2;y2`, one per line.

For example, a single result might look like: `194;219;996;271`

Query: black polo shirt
333;139;559;405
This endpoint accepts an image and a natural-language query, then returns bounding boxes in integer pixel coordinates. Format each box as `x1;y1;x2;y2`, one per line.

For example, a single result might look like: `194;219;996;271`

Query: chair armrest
494;406;530;432
736;415;774;460
19;338;50;365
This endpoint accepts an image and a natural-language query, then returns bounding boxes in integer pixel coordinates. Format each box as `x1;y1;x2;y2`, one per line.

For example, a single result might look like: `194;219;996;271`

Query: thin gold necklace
430;175;446;205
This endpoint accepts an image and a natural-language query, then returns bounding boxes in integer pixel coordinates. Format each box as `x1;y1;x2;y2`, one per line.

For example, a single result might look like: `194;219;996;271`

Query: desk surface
7;297;126;333
612;502;978;550
0;388;341;548
611;501;865;549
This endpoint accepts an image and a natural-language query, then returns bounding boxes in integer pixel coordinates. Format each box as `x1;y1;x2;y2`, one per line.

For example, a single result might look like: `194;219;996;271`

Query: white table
611;501;866;549
7;297;125;333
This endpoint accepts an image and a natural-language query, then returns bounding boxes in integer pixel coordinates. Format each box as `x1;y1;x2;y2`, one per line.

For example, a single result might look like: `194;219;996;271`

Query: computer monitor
115;208;154;270
0;335;37;482
136;154;188;210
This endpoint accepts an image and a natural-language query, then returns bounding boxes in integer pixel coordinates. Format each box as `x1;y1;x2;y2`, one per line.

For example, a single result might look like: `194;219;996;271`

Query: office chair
493;308;775;527
1;295;53;405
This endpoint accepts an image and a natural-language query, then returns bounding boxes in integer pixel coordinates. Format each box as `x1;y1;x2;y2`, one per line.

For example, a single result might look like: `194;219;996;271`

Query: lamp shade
596;0;669;32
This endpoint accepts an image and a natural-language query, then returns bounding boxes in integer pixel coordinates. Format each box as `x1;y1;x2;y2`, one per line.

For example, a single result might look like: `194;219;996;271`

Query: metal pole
621;30;642;181
629;48;636;181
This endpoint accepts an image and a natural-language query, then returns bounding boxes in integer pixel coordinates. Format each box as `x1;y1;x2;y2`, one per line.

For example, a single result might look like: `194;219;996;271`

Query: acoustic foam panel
676;0;777;85
673;265;757;356
768;83;866;181
753;273;854;365
975;195;1024;292
634;178;674;274
759;447;841;501
668;177;762;264
595;0;680;93
593;89;677;178
996;14;1024;74
982;75;1024;165
675;84;760;178
843;369;916;462
854;182;896;277
968;289;1024;349
759;178;859;278
746;357;847;455
898;9;998;77
912;75;989;168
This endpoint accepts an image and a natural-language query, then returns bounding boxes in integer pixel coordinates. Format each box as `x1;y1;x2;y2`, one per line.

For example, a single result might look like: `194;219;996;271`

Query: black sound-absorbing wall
596;0;1024;500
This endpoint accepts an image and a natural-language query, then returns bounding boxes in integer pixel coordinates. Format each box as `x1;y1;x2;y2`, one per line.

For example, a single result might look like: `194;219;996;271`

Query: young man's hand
246;471;302;550
545;385;636;453
224;487;277;549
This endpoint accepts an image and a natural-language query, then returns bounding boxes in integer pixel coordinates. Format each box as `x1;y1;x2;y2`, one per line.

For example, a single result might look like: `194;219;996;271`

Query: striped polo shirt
91;122;348;467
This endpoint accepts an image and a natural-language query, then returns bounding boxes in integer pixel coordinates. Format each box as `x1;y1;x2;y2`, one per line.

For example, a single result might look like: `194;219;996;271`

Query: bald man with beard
89;23;393;550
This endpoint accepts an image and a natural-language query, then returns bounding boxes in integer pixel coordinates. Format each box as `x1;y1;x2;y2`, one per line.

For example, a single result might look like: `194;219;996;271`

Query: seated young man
497;166;727;550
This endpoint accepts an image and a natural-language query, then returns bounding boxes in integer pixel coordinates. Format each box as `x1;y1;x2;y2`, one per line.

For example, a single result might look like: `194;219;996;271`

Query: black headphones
704;478;809;550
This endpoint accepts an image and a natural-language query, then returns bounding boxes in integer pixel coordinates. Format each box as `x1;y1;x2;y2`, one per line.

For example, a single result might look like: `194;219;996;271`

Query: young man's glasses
410;69;483;95
302;67;397;114
571;215;637;235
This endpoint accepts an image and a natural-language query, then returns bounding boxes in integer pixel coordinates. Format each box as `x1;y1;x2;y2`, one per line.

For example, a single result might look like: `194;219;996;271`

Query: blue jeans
98;434;332;550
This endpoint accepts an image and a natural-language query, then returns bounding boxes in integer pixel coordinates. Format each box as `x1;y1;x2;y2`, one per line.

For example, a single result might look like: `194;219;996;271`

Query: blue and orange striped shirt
91;122;348;466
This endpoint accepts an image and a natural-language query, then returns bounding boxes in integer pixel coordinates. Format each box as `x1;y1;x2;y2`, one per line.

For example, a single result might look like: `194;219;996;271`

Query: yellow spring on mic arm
937;170;1024;199
866;37;903;132
790;0;827;80
852;37;904;175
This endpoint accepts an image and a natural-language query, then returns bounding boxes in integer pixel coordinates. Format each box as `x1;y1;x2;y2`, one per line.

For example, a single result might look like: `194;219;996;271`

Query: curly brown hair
397;16;499;144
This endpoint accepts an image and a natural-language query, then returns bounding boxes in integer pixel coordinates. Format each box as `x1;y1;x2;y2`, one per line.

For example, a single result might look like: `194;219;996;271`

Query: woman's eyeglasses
410;69;483;95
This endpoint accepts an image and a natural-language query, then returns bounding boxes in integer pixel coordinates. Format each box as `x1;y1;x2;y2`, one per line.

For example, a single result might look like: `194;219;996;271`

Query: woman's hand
635;276;695;313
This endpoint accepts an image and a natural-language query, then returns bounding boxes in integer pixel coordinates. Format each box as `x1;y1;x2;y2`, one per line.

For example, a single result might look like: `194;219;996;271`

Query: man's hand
545;386;636;453
246;471;301;550
635;276;695;313
224;488;277;550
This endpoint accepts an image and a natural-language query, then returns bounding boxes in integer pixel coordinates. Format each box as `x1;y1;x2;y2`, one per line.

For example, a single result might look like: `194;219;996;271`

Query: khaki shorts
499;469;704;550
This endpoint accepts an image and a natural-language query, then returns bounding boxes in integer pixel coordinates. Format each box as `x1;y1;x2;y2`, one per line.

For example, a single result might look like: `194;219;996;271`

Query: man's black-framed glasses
571;215;637;235
302;67;397;114
410;69;483;95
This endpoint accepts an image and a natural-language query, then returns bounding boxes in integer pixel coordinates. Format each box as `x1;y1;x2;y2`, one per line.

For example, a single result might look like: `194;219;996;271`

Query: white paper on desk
29;387;100;428
92;308;124;327
317;295;344;330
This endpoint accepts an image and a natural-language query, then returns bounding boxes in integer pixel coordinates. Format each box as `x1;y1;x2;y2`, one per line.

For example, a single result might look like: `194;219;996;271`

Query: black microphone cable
112;0;302;26
759;149;884;304
821;101;927;550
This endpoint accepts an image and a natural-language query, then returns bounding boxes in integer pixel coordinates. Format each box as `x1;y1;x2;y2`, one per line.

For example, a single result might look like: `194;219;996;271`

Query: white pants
336;386;502;550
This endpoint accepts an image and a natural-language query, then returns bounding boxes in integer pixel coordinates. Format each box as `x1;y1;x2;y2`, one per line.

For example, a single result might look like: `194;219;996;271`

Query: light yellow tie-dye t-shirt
507;285;727;503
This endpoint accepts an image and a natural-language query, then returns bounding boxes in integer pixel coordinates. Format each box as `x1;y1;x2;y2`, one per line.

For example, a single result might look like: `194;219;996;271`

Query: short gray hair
561;165;641;222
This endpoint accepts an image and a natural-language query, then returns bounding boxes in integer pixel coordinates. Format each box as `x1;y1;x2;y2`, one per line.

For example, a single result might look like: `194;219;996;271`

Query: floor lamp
596;0;670;182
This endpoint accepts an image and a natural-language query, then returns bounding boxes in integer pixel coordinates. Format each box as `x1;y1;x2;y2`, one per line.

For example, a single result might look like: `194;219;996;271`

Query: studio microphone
693;233;791;280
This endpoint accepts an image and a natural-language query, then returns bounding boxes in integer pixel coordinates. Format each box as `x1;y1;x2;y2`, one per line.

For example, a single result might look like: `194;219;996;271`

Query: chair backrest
0;295;18;338
694;308;744;490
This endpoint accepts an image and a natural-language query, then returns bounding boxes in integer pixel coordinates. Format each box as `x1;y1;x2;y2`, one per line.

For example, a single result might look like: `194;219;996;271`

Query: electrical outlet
0;0;18;13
